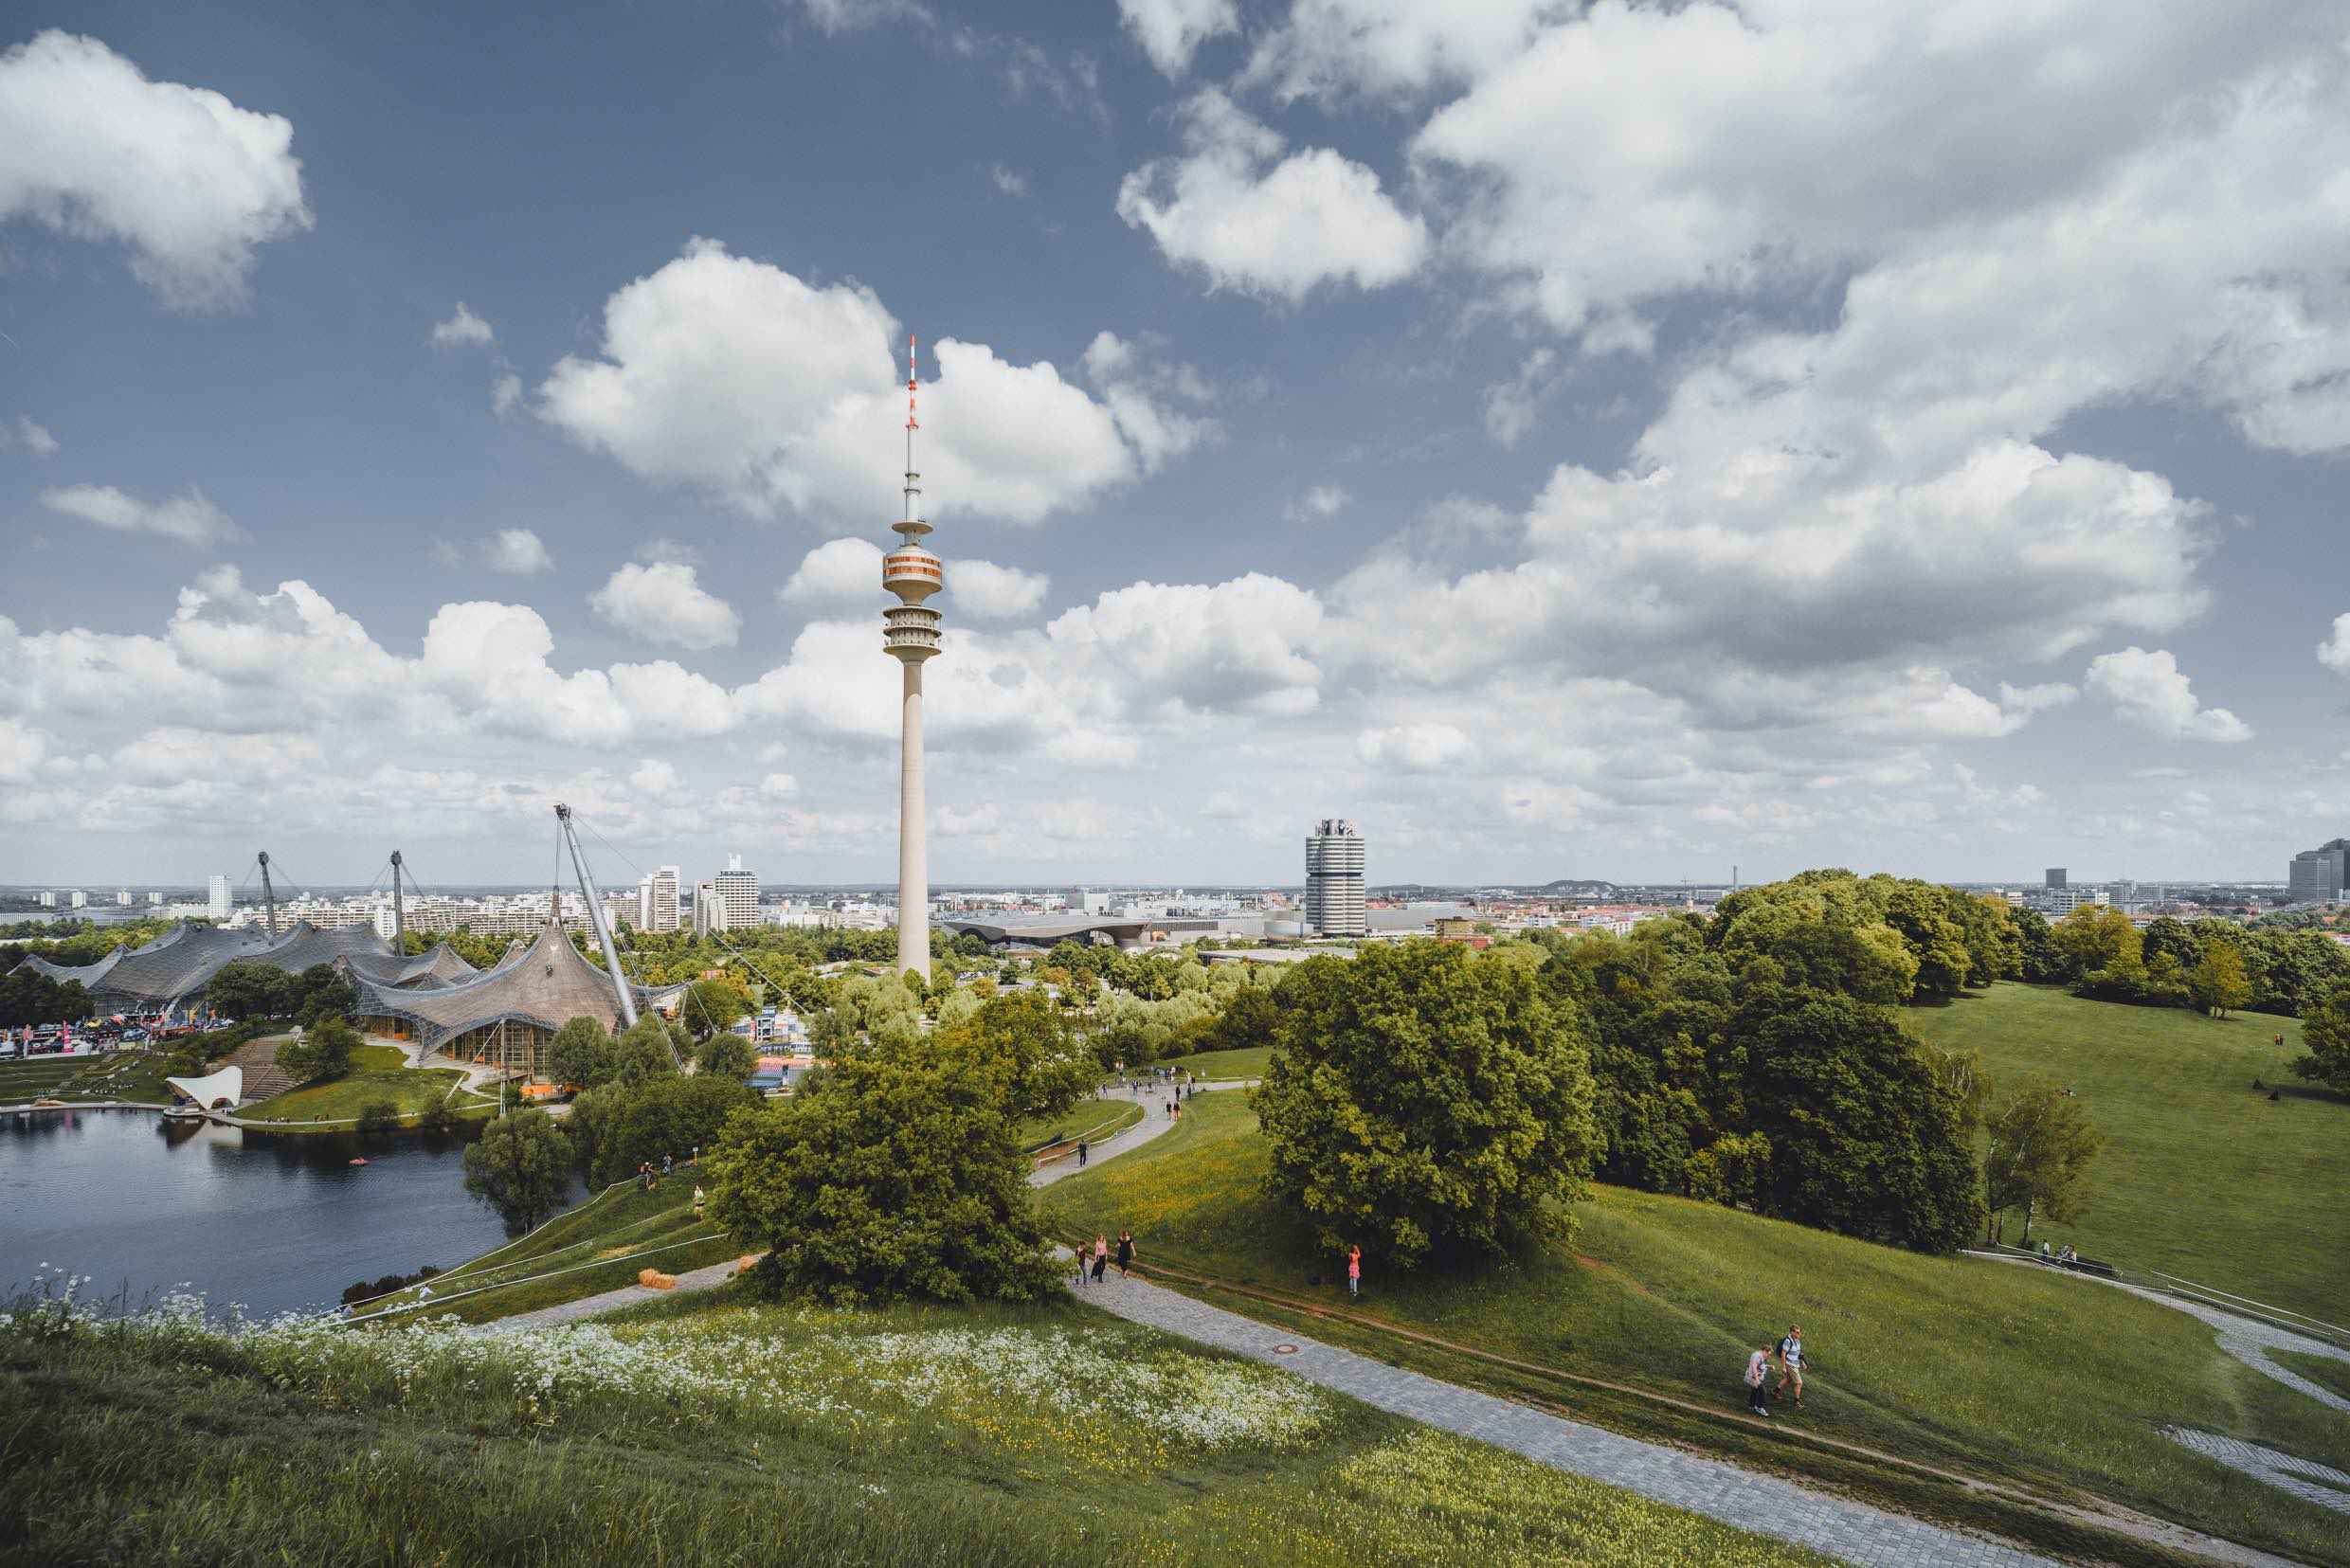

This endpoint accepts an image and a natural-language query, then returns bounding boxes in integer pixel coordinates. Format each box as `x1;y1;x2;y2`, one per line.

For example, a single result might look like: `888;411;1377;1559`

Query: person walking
1774;1325;1805;1409
662;1152;673;1177
1090;1235;1110;1285
692;1185;705;1221
1744;1343;1773;1415
1115;1229;1136;1279
1347;1245;1363;1298
1076;1137;1089;1168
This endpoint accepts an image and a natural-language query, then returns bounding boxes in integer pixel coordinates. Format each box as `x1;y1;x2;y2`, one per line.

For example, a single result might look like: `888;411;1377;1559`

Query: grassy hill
356;1175;737;1325
240;1043;479;1128
1039;1090;2350;1568
0;1285;1836;1567
1909;982;2348;1320
0;1051;176;1107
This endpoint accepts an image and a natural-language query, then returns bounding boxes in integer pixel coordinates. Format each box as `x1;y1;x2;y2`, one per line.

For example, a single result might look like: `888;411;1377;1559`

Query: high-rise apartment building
1304;819;1367;937
715;854;759;930
2045;868;2067;890
208;874;230;919
646;866;681;932
68;890;87;909
691;881;721;937
2288;838;2350;904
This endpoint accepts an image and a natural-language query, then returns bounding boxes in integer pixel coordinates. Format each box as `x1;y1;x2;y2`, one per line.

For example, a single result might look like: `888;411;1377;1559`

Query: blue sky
3;0;2347;890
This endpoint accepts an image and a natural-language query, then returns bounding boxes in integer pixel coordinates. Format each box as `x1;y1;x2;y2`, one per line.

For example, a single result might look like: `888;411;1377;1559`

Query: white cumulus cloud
1117;91;1427;301
538;238;1158;523
2320;613;2350;677
2085;647;2251;743
954;560;1051;620
781;538;884;607
1118;0;1238;76
479;528;553;575
0;30;310;308
589;561;742;650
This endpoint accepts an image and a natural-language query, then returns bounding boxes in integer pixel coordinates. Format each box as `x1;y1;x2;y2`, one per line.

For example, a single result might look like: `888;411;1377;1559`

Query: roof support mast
553;804;638;1028
389;850;406;953
257;851;277;937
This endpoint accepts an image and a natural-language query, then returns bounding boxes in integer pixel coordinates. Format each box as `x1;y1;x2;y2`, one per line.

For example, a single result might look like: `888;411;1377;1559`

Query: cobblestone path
1066;1269;2049;1567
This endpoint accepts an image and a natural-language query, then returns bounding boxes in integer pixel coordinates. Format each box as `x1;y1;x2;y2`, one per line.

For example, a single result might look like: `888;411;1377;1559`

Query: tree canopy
462;1108;571;1233
2292;979;2350;1094
1254;942;1600;1270
706;1033;1061;1306
1982;1077;2106;1245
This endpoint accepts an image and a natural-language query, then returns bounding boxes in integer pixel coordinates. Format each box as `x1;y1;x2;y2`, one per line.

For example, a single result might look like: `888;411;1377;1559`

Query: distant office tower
2045;868;2067;890
2288;838;2350;903
208;874;230;918
648;866;681;932
691;881;720;937
1305;819;1368;937
715;854;759;929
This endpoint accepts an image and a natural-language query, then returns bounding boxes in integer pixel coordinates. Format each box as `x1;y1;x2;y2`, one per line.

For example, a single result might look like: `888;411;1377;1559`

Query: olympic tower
882;335;943;980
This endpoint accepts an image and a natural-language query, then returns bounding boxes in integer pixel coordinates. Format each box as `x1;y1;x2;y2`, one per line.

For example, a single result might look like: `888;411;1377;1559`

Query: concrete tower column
882;335;943;982
897;659;928;979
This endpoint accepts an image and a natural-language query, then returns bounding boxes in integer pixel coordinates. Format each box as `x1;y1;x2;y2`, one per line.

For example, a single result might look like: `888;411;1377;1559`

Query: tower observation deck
885;335;942;980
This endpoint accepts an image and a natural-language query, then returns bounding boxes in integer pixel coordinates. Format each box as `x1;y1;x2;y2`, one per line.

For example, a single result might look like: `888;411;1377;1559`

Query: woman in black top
1114;1230;1135;1277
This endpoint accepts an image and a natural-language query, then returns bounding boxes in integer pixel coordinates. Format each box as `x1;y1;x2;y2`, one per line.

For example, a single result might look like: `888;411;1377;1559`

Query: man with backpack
1775;1324;1806;1409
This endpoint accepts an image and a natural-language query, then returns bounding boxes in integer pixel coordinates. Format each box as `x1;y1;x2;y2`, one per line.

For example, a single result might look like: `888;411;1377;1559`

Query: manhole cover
1273;1343;1298;1355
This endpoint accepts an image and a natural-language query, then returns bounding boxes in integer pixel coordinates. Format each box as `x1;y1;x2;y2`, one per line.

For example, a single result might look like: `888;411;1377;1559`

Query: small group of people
1076;1230;1137;1285
2038;1240;2080;1266
1743;1324;1807;1415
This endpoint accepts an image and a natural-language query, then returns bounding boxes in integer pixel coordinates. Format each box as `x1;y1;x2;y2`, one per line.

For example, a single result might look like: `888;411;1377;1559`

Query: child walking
1347;1245;1362;1298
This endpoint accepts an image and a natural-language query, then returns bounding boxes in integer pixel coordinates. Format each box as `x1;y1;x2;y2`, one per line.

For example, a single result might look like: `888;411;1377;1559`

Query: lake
0;1109;579;1319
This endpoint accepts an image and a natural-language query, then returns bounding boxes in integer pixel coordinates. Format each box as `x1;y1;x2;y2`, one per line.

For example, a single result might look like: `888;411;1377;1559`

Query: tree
1982;1077;2105;1245
290;964;358;1027
612;1015;680;1088
547;1016;616;1089
695;1029;759;1084
205;960;293;1021
933;992;1093;1122
1918;1039;1997;1136
1739;989;1983;1253
680;977;751;1041
1254;942;1600;1270
706;1034;1061;1306
462;1107;572;1233
277;1016;358;1082
2142;917;2200;973
591;1074;759;1186
2188;940;2251;1018
1208;985;1280;1056
2291;980;2350;1093
563;1082;626;1178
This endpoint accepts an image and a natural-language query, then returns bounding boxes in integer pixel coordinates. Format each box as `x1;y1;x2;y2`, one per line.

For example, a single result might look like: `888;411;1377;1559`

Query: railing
1975;1242;2350;1350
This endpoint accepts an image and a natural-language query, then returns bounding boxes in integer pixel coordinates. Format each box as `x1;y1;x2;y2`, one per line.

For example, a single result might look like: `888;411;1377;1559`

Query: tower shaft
897;661;928;980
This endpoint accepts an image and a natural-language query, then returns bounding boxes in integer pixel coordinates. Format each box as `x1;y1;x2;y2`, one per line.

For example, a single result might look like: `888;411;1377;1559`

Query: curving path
1971;1251;2350;1515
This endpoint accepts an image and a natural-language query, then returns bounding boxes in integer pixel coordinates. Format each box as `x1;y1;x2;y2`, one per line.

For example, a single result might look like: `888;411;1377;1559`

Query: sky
3;0;2348;892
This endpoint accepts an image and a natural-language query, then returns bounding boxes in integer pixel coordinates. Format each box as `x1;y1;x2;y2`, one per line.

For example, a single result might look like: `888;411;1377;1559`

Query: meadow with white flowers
0;1274;1835;1566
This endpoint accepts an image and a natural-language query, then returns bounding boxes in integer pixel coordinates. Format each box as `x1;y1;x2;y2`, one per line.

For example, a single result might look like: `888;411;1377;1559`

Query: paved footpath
1069;1268;2047;1568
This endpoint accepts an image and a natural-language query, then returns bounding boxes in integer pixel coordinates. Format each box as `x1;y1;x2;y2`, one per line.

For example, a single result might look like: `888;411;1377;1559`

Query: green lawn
1039;1090;2350;1568
240;1045;469;1127
1;1286;1837;1567
1909;982;2349;1320
1160;1044;1272;1080
1017;1096;1143;1152
360;1174;735;1325
2275;1350;2350;1405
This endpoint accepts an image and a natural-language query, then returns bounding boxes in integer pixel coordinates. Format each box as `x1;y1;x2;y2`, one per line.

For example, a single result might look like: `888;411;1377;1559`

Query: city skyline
6;5;2350;889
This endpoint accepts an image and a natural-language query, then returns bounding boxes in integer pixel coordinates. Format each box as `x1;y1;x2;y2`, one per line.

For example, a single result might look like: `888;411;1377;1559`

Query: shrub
355;1099;401;1136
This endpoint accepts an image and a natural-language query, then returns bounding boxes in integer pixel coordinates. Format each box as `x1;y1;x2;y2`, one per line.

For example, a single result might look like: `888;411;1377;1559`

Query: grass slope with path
238;1044;474;1128
1039;1090;2350;1568
358;1175;737;1325
0;1051;177;1108
1909;983;2347;1320
1017;1095;1144;1153
1;1281;1838;1567
1161;1045;1271;1081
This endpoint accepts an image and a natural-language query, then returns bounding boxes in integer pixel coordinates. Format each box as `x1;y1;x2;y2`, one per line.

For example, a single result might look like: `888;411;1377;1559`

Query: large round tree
706;1034;1061;1306
1254;941;1600;1270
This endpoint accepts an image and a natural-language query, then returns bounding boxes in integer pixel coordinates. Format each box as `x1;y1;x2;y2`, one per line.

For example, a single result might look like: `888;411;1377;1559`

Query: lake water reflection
0;1109;578;1318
